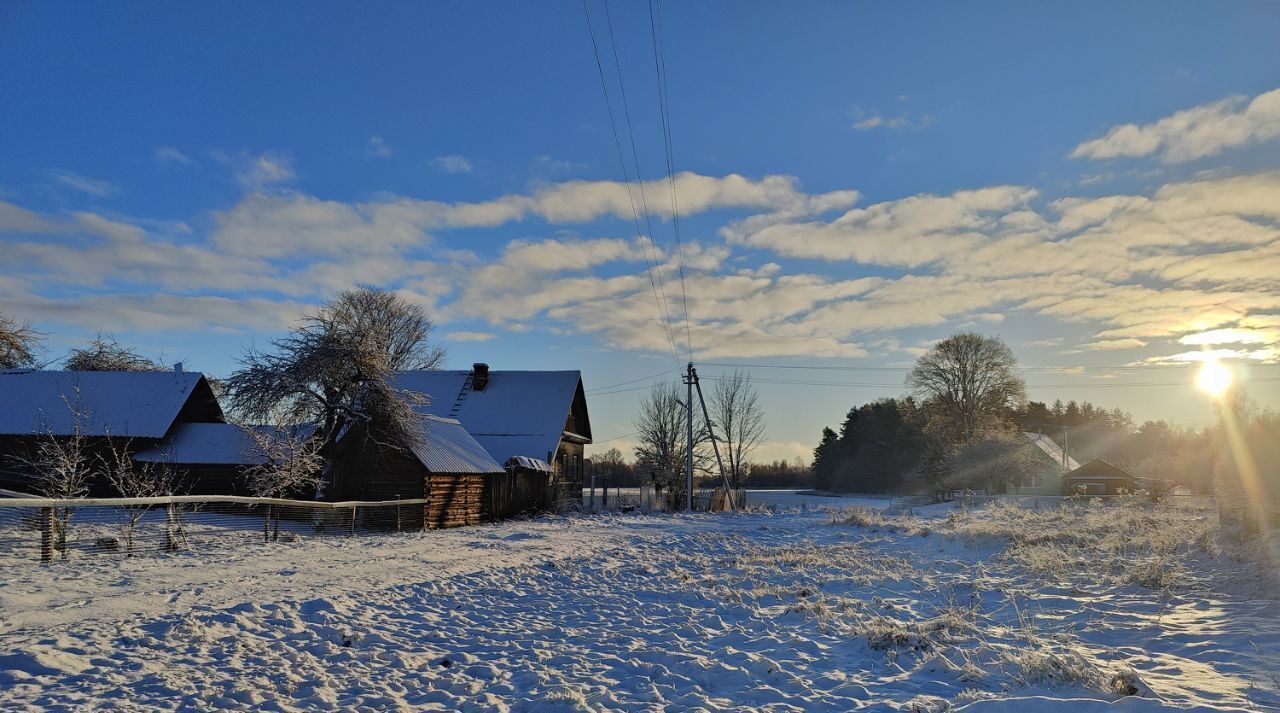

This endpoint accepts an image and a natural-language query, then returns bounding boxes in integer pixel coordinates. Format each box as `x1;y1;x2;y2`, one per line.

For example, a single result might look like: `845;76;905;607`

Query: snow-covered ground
1;499;1277;711
580;487;895;510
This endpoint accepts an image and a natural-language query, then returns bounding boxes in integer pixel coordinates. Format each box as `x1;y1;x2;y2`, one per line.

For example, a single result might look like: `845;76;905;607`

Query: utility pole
684;362;694;512
692;363;736;511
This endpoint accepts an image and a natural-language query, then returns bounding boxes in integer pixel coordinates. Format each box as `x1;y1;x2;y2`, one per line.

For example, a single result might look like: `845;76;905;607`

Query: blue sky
3;1;1280;462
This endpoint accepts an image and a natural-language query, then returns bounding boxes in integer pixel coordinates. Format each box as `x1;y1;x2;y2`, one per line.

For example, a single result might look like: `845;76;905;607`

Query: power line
582;0;682;368
697;373;1280;390
600;0;683;364
700;360;1280;373
587;383;670;397
585;368;678;393
647;0;692;361
591;430;638;444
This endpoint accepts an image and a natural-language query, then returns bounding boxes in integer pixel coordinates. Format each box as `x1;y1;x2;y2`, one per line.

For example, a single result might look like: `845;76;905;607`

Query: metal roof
0;369;215;438
1022;432;1080;471
1065;459;1135;480
407;415;504;474
393;370;588;465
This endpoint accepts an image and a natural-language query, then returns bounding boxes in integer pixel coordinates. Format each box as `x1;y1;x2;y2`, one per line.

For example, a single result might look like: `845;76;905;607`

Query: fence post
164;503;178;552
40;506;53;563
349;505;357;537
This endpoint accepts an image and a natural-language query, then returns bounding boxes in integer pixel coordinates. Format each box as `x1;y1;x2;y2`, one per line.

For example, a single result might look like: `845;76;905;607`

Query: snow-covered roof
504;455;552;473
1022;432;1080;471
0;369;219;439
1064;459;1135;481
393;369;590;466
407;415;505;474
132;423;318;465
133;422;265;464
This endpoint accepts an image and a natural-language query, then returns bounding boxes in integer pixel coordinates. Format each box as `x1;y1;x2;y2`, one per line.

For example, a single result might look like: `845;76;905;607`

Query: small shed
328;414;508;529
1063;459;1137;496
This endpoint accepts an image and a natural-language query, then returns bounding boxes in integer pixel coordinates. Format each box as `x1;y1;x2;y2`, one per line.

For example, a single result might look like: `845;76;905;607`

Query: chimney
471;363;489;391
174;362;184;374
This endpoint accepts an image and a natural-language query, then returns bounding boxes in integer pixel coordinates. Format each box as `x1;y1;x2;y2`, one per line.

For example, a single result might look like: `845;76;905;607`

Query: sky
3;1;1280;463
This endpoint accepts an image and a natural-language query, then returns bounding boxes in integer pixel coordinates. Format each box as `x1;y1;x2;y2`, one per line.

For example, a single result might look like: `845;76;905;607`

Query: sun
1196;359;1233;397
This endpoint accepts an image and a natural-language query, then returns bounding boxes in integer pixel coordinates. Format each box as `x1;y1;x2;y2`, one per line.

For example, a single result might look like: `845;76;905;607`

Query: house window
1026;471;1044;489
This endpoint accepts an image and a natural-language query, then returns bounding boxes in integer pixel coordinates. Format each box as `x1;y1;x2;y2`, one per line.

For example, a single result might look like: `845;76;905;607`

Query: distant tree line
809;332;1271;499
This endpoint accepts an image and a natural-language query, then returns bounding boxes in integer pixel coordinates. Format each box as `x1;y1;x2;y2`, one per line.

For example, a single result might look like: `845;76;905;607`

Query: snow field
0;499;1276;711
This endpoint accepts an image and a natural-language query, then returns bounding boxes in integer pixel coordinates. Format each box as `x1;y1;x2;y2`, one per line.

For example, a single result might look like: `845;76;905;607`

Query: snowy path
0;507;1276;711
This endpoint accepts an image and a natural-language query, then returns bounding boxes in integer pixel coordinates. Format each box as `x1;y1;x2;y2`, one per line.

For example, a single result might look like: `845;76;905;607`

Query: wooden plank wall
424;472;485;529
425;470;552;529
484;470;550;520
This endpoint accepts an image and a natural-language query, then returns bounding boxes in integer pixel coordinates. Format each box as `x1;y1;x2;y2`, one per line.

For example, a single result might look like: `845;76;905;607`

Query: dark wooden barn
1063;459;1137;495
393;364;593;510
0;367;224;496
327;414;510;528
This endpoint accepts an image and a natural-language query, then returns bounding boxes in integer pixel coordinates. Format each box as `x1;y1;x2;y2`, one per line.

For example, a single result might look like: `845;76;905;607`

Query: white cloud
48;170;118;197
1077;338;1147;351
365;136;393;159
0;201;58;233
212;150;297;191
154;146;193;166
849;102;930;132
431;155;474;174
725;185;1036;266
443;331;496;342
237;153;295;190
7;166;1280;366
1070;87;1280;163
212;193;430;258
1179;328;1274;346
533;155;588;173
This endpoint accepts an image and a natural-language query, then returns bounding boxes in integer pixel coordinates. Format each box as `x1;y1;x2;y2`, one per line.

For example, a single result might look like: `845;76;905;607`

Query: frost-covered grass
934;498;1221;590
0;502;1276;711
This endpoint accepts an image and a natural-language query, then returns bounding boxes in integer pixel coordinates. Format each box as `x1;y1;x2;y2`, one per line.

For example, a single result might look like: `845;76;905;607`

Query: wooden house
392;364;593;509
1000;432;1079;496
327;414;508;528
0;366;224;495
1063;459;1137;496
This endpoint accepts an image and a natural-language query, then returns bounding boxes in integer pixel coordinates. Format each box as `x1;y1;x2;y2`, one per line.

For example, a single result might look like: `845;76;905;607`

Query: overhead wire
600;0;683;365
700;360;1280;373
696;373;1280;390
582;0;683;368
647;0;693;361
585;368;679;393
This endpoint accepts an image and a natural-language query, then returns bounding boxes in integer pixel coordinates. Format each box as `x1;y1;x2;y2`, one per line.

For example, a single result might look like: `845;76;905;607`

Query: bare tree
593;447;627;474
0;310;41;369
99;443;185;553
225;288;444;493
65;334;163;371
240;421;325;541
709;370;766;490
9;388;93;559
906;333;1026;443
633;382;709;503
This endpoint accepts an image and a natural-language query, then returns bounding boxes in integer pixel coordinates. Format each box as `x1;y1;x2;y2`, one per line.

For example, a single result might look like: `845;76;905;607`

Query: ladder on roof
447;373;473;419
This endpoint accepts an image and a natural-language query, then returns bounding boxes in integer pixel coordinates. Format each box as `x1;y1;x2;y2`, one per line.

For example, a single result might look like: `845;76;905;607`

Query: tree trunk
39;507;53;563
